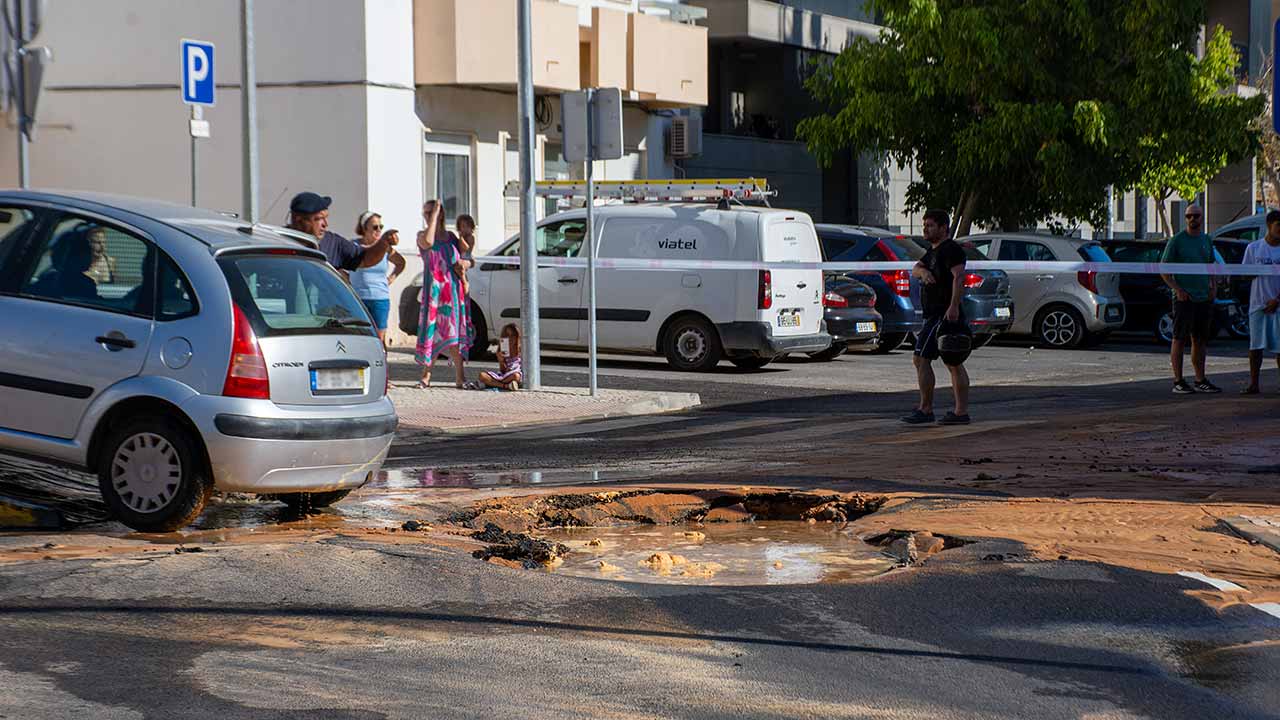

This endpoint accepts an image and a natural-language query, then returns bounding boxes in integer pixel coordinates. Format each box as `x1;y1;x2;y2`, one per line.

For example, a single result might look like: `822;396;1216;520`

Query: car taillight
758;270;772;310
963;273;984;289
1077;271;1099;294
223;304;270;400
878;269;911;297
823;291;848;308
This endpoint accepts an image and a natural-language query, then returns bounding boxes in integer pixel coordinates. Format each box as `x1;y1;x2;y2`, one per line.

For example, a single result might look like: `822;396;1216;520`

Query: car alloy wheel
1157;312;1175;344
1038;308;1082;348
111;432;182;513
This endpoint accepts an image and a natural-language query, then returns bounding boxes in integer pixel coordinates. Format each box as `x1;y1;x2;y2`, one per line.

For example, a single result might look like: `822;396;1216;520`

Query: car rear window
219;253;375;337
1077;244;1111;262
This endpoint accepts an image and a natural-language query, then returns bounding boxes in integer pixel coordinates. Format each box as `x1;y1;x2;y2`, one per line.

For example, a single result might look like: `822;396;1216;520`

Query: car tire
276;489;353;513
662;316;723;372
806;344;846;361
729;353;775;370
97;416;213;532
867;332;908;354
1034;305;1086;349
398;283;421;336
468;303;490;362
1228;309;1249;338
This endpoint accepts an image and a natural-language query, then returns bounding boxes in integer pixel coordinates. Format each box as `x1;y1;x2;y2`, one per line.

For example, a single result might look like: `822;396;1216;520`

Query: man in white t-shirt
1242;209;1280;394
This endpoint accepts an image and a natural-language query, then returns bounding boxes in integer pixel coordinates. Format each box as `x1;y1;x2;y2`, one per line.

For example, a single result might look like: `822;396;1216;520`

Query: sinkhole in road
457;489;970;586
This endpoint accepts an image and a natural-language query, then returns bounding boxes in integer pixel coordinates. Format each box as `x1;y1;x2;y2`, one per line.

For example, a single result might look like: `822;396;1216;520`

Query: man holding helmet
902;209;973;425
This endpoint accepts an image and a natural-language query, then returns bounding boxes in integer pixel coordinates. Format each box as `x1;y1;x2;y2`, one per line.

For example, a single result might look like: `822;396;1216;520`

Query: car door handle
1035;274;1054;281
797;282;807;289
557;277;579;284
96;335;136;350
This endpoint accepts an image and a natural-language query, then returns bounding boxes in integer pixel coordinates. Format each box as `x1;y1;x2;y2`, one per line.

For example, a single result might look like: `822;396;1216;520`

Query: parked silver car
0;191;396;531
962;233;1126;348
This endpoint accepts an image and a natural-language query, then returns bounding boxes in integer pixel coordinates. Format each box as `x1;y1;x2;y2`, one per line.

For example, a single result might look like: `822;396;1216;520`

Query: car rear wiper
324;317;373;328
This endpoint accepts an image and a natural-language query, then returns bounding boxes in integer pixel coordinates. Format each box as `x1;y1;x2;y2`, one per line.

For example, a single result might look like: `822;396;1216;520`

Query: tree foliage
797;0;1264;235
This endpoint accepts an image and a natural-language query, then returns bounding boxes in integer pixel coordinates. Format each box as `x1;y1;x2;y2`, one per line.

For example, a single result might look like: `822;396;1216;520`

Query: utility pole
516;0;541;389
240;0;259;222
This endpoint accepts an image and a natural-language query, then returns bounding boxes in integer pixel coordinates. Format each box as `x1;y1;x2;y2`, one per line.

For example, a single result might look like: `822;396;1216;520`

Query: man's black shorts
1172;300;1213;343
915;314;970;361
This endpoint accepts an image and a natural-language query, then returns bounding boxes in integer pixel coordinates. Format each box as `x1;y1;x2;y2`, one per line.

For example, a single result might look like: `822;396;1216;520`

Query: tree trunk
954;191;979;238
1154;195;1171;236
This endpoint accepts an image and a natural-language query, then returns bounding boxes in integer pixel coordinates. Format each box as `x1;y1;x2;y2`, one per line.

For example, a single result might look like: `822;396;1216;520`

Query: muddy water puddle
541;523;897;586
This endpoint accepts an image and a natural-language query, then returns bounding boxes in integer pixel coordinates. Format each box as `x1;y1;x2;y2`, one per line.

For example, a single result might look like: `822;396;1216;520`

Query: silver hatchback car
963;233;1126;348
0;191;396;531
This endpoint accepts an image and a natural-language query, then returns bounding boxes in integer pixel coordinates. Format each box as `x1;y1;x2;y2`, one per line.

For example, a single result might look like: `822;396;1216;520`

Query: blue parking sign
181;39;215;106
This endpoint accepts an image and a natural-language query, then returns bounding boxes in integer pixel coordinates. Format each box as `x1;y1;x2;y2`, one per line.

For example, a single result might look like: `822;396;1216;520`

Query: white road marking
1250;603;1280;621
1177;571;1246;592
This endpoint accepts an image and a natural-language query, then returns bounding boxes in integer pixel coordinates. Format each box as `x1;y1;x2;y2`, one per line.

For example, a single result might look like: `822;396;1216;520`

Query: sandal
463;381;484;390
415;380;431;390
1240;386;1261;395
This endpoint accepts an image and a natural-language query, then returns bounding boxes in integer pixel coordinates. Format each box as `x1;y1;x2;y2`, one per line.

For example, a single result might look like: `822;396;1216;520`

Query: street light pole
516;0;541;389
240;0;260;222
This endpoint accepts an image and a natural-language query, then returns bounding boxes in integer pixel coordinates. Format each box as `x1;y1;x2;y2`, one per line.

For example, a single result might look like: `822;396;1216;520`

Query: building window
729;91;745;131
543;142;575;217
424;133;472;224
1115;191;1126;223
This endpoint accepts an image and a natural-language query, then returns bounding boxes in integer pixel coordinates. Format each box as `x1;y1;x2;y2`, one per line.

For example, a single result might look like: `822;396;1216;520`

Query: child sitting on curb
479;323;523;391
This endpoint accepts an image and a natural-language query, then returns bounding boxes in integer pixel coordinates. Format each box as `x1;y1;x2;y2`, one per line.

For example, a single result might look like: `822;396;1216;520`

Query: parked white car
401;204;832;370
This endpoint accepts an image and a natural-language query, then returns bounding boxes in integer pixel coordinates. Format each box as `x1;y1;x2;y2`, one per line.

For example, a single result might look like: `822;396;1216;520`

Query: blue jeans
360;298;390;331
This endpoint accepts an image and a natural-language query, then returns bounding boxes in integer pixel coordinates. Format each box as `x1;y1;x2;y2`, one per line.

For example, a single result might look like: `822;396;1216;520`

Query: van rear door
761;216;823;338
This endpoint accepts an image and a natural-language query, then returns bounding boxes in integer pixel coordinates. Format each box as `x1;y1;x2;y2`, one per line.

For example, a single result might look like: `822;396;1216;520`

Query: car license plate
311;368;365;394
778;310;801;328
856;322;877;333
994;307;1011;319
1105;306;1122;321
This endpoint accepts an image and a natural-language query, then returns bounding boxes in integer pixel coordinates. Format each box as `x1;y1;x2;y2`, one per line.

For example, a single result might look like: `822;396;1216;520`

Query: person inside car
31;228;99;302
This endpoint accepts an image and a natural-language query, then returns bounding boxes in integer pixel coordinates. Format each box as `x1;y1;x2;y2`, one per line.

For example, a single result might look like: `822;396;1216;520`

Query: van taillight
758;270;773;310
223;304;270;400
878;269;911;297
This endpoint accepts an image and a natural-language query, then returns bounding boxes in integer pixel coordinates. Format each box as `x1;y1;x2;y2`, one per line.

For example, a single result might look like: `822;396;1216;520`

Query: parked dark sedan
911;237;1016;346
1098;239;1238;343
809;276;883;361
1210;236;1252;338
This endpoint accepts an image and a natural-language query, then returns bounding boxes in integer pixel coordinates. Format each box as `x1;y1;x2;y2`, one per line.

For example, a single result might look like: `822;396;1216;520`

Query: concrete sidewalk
389;384;700;439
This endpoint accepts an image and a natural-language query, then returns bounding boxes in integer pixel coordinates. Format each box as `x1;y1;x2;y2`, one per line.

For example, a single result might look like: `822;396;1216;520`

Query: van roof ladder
504;178;776;203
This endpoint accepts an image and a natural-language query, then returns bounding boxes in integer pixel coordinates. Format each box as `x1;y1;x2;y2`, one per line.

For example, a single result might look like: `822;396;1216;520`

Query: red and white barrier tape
471;256;1280;276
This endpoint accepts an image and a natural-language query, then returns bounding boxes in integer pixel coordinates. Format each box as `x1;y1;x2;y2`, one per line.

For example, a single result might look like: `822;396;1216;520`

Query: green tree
798;0;1264;236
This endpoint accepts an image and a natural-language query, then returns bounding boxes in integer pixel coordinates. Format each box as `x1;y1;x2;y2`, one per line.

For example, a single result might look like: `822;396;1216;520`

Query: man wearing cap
1160;202;1221;394
287;191;391;272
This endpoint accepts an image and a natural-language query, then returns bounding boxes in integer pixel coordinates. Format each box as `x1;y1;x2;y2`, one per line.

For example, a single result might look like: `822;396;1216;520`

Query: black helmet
937;321;972;366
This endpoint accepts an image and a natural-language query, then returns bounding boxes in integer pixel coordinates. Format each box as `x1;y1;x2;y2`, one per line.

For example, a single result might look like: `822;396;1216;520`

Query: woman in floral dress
415;200;473;388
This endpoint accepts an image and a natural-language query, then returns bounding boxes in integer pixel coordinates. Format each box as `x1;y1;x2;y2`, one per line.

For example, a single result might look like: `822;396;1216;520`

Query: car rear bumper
825;308;882;343
717;322;832;355
966;297;1014;334
1086;297;1127;331
183;395;397;494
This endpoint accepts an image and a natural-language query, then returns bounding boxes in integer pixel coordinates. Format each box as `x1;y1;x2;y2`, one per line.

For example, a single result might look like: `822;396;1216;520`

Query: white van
461;203;830;371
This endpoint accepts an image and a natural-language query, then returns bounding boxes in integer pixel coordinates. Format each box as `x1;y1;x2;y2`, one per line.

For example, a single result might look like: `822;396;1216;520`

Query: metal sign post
561;88;622;395
181;39;215;208
241;0;260;222
516;0;541;390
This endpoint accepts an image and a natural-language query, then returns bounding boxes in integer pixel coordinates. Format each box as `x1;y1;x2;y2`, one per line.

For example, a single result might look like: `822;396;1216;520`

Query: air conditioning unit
669;113;703;159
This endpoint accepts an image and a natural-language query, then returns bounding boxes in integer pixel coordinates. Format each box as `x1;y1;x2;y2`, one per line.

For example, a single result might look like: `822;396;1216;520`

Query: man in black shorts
902;209;972;425
1159;203;1220;394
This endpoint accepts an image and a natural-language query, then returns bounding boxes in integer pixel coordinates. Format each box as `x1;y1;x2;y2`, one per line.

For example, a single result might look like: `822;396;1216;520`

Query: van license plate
778;311;801;328
856;322;877;334
995;307;1011;319
311;368;365;394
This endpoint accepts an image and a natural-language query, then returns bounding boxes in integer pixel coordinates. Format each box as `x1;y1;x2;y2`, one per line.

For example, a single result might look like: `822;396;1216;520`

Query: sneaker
1194;380;1221;394
1172;379;1195;395
938;412;971;425
900;409;936;425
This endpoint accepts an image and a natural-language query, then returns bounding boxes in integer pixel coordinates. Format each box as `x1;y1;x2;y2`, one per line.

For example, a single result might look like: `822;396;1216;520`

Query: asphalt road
1;335;1278;719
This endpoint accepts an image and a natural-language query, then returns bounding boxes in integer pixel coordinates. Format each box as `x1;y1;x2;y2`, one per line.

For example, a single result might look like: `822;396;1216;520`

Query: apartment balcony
413;0;707;106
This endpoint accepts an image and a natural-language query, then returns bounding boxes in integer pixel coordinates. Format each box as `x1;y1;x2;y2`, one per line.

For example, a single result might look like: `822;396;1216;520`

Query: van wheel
1034;305;1085;349
468;304;490;361
97;416;212;532
276;489;352;513
663;316;723;372
729;353;775;369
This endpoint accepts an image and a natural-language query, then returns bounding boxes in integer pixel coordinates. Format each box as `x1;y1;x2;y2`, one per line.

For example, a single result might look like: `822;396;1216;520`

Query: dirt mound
470;523;569;569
